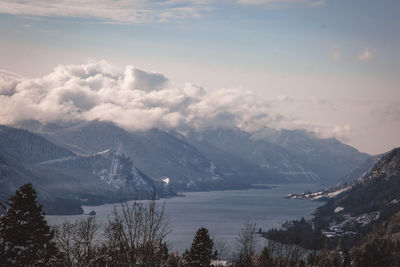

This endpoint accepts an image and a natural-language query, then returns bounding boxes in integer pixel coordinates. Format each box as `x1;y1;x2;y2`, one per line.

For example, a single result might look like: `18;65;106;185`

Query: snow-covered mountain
85;150;153;194
15;120;371;187
183;127;320;184
252;128;370;184
37;120;226;191
0;125;157;214
0;119;376;214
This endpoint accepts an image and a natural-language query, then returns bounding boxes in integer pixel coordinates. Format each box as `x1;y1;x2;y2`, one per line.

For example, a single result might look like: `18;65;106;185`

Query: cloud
372;103;400;123
0;60;359;144
282;121;352;142
274;95;293;103
0;0;208;24
236;0;325;7
0;72;19;96
125;67;168;92
328;124;352;142
357;47;376;62
0;60;285;132
310;96;337;111
0;0;326;23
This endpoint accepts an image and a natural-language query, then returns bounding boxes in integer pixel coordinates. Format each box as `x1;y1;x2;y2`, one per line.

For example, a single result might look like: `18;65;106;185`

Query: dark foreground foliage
0;183;59;266
265;217;326;250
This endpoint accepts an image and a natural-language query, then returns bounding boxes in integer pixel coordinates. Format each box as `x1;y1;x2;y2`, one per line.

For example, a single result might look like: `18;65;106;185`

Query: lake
46;184;323;254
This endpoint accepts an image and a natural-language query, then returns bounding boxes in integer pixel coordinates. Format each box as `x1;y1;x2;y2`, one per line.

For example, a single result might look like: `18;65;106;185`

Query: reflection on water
47;184;323;253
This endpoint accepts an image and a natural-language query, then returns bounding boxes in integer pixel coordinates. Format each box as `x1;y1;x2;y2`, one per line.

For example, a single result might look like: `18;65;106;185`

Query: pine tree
0;183;58;266
183;227;217;267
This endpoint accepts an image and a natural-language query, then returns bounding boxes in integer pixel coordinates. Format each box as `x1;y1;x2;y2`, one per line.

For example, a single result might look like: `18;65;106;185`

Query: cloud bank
0;60;354;143
0;60;280;133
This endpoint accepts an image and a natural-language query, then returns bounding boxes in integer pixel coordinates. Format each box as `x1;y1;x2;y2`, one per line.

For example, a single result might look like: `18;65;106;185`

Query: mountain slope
184;128;320;183
40;121;225;191
340;153;383;183
0;125;74;164
313;147;400;235
266;147;400;251
0;125;156;214
14;120;371;187
253;128;370;184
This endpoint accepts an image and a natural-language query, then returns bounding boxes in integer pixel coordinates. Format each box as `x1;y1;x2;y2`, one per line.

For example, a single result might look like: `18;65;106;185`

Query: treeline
1;184;400;266
265;218;326;250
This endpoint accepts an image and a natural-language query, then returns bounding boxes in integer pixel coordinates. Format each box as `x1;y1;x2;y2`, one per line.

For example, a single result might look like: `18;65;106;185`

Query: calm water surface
47;184;323;253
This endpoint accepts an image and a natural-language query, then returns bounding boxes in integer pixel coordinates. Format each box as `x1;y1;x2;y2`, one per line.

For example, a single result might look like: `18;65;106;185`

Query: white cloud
0;60;359;145
357;47;376;62
0;0;326;23
282;121;352;142
236;0;325;7
0;0;208;24
372;103;400;123
0;72;18;96
0;60;284;132
310;96;337;111
125;67;168;92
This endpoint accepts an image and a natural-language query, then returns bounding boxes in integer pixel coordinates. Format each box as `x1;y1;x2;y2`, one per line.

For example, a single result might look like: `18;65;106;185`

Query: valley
0;120;371;215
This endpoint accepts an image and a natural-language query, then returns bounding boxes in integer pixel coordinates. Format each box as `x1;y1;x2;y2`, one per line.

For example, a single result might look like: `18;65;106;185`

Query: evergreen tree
0;183;58;266
183;227;217;267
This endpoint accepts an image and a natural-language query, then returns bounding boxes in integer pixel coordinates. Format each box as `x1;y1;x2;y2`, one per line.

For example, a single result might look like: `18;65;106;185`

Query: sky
0;0;399;154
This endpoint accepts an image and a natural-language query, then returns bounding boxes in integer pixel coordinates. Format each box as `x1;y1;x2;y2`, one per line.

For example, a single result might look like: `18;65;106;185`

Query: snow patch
36;156;77;165
93;149;111;156
326;186;351;198
334;207;344;213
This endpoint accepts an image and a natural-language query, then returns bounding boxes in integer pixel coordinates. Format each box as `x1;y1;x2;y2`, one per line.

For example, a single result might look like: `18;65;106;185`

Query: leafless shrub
55;216;104;267
104;197;170;265
235;220;258;266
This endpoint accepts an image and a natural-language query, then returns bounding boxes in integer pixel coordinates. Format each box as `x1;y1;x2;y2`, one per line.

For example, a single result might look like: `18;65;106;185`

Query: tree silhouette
0;183;58;265
183;227;217;267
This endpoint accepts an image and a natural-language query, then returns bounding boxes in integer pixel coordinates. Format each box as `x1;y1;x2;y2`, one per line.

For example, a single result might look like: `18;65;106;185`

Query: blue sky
0;0;399;154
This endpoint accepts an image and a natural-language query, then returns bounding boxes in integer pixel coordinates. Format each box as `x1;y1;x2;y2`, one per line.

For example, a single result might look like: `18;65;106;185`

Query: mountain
340;153;384;183
183;127;320;184
0;125;156;214
0;125;74;164
253;128;371;184
35;149;156;200
35;121;226;191
313;147;400;238
266;147;400;251
84;150;153;194
17;120;371;186
285;154;384;202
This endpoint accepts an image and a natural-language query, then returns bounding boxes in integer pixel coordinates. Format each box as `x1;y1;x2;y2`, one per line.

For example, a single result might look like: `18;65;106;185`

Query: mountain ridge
0;125;159;214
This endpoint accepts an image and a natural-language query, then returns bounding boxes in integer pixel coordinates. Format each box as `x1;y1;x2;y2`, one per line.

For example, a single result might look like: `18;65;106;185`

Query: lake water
47;184;323;254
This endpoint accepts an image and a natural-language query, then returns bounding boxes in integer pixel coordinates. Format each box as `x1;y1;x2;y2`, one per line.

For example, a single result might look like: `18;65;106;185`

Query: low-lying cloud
0;60;281;133
0;60;355;143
